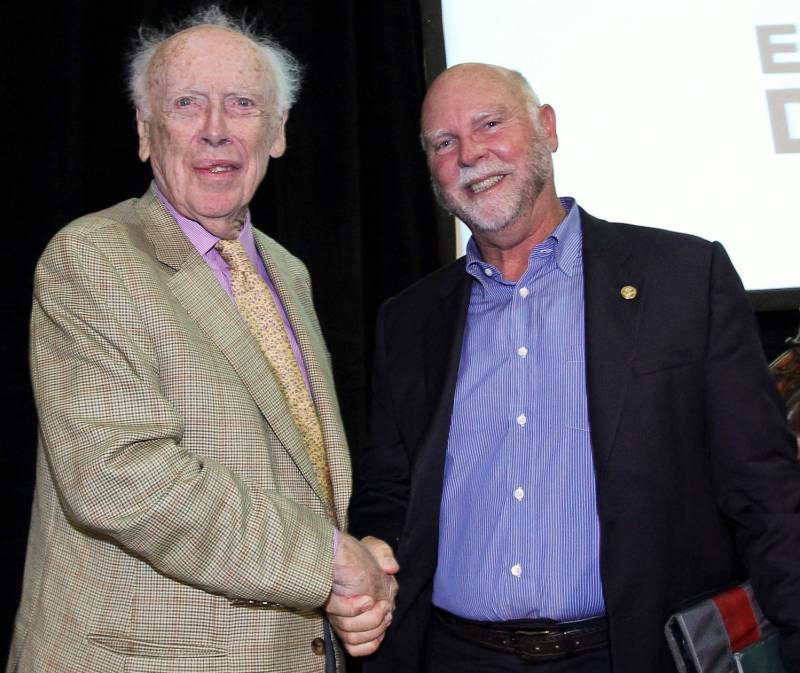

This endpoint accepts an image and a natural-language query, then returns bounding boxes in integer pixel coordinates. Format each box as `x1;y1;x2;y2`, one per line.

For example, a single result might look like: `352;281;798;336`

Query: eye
176;96;194;107
434;138;453;152
485;120;499;128
226;96;261;114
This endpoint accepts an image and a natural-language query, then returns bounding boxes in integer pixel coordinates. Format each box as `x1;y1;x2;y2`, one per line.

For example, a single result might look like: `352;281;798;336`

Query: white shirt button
517;346;528;358
516;414;527;426
511;564;522;577
484;268;493;277
514;487;525;501
519;287;529;298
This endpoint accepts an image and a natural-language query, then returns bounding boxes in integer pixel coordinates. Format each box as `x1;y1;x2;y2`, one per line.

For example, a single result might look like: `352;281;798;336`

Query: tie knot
215;238;252;271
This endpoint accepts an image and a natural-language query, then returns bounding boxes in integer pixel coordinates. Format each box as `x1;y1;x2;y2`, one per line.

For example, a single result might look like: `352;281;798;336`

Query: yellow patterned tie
215;239;335;515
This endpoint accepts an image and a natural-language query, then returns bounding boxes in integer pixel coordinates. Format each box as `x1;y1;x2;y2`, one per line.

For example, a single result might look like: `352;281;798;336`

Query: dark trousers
325;619;337;673
425;610;613;673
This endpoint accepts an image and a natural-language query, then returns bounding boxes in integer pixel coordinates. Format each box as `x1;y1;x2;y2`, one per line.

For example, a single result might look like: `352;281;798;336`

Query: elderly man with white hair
6;7;396;673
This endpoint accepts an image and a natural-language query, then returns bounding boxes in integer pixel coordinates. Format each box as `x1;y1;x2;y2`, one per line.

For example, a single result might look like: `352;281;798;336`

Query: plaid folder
665;582;787;673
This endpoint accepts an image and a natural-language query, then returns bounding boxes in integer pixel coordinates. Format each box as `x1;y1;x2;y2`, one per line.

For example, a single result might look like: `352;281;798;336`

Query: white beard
432;137;553;234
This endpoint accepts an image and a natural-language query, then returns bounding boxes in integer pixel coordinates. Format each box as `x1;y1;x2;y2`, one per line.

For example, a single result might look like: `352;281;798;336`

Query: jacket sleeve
31;224;335;609
704;241;800;667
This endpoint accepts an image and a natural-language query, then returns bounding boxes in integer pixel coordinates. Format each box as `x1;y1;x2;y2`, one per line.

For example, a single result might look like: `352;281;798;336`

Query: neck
151;181;247;241
472;188;565;282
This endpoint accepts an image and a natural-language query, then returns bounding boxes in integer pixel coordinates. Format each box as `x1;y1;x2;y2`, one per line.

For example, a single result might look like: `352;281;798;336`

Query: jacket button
311;637;325;656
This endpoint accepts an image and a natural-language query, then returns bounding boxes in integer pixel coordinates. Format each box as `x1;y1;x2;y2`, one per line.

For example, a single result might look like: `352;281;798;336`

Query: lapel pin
620;285;638;300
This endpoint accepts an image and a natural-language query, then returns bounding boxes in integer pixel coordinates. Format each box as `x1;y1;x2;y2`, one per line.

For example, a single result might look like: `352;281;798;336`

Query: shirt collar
551;197;582;276
152;180;257;256
465;197;582;282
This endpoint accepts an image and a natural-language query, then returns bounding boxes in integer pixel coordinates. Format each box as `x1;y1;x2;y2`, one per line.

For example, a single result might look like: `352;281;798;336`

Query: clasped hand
325;533;399;656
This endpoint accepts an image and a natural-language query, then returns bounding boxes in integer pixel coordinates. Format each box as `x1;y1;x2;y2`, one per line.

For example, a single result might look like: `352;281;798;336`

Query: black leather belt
434;608;609;662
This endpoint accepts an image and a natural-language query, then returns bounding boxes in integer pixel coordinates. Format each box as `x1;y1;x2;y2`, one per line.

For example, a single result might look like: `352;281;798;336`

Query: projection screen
439;1;799;295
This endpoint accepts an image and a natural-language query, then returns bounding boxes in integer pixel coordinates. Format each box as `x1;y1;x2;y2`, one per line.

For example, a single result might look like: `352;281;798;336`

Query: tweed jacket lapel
581;209;645;475
254;232;351;527
133;190;340;517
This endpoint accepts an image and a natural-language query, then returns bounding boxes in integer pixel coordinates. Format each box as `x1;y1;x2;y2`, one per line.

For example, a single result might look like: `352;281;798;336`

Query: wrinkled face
137;26;286;238
421;66;556;234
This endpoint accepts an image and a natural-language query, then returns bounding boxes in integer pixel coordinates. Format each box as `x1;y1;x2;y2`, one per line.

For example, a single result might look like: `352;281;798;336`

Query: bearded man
7;7;396;673
345;63;800;673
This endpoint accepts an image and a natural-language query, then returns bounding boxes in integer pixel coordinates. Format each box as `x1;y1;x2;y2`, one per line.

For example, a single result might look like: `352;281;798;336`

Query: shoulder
581;208;713;249
57;197;139;236
381;258;467;317
580;208;721;273
40;197;146;266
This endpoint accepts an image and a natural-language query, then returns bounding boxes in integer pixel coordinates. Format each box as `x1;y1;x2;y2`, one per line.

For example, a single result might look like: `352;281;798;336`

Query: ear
136;108;151;162
268;111;288;158
538;104;559;153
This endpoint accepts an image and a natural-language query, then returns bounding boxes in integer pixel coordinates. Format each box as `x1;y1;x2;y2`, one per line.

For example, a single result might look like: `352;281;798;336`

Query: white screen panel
442;1;799;291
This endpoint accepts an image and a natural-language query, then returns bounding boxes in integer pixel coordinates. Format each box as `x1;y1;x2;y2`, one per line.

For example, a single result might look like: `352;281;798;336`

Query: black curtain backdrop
2;0;448;661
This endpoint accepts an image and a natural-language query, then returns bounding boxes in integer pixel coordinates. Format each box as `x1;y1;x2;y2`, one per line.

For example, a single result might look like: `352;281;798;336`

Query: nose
199;103;231;148
458;136;487;167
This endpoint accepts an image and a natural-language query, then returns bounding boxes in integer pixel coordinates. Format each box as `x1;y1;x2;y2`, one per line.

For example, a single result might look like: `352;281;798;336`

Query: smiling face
137;26;287;239
421;64;558;235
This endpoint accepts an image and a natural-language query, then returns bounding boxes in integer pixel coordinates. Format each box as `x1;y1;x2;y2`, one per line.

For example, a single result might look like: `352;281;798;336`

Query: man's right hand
326;534;399;656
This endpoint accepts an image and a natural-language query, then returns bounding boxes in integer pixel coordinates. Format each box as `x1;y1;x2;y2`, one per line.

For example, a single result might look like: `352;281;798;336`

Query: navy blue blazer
350;210;800;672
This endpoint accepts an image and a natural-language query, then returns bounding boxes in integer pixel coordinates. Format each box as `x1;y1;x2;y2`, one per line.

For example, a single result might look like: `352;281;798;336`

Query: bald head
422;63;543;142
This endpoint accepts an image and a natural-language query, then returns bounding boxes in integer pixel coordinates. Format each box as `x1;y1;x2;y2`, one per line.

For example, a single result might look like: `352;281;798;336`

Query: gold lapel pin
620;285;638;300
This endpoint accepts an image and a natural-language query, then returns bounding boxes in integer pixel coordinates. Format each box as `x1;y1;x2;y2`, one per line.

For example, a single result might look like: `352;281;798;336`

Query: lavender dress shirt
153;183;309;387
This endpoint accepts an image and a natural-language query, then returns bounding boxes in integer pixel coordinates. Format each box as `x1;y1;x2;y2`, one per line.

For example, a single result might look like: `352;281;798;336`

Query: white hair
128;5;302;117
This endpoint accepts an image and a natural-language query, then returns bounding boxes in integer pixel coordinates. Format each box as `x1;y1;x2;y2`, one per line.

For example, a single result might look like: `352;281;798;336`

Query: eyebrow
422;128;449;144
422;106;511;144
473;106;508;121
166;87;267;100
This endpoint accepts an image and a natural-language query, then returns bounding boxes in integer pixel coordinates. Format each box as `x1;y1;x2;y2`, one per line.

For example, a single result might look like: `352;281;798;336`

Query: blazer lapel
401;263;471;571
581;210;645;475
254;233;351;525
133;192;326;508
423;264;472;410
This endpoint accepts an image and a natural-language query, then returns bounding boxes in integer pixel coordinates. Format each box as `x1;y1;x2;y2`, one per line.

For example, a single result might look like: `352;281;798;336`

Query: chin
191;196;245;219
468;219;511;234
460;205;517;233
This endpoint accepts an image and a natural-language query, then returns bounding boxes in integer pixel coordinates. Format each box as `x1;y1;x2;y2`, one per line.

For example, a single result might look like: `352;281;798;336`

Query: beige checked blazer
8;189;351;673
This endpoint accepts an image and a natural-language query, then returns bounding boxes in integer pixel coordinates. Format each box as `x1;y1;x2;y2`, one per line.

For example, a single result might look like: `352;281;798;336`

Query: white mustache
457;162;513;189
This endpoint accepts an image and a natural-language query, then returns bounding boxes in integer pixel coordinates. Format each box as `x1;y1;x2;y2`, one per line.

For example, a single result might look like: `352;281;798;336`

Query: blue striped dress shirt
432;198;606;622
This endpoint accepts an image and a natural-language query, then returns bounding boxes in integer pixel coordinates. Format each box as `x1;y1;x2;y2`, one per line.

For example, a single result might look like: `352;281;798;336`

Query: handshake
326;533;400;656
